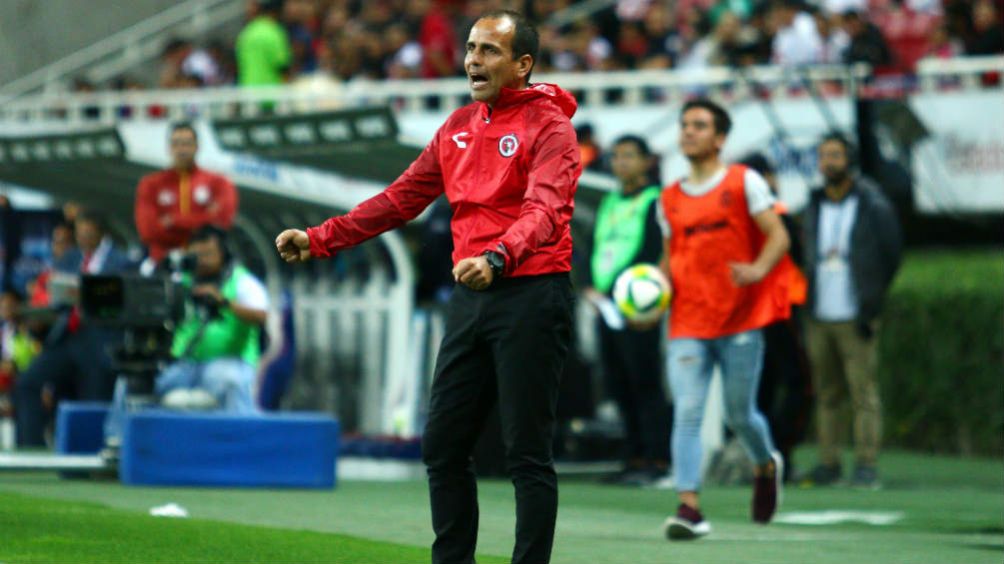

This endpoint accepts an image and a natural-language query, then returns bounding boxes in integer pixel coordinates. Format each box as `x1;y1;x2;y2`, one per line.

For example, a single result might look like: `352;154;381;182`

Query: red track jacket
135;166;238;261
306;83;581;277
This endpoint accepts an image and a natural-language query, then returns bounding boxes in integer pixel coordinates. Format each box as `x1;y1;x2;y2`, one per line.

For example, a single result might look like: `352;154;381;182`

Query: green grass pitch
1;448;1000;563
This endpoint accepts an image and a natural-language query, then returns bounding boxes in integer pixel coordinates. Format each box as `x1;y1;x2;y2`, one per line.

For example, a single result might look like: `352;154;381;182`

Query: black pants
597;319;671;465
758;311;813;474
14;326;116;446
422;274;573;564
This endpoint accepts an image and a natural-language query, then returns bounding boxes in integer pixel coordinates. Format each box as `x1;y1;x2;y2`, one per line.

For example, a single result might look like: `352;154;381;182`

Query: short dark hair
819;131;852;153
815;132;855;163
75;208;108;234
162;38;190;57
189;224;234;264
258;0;283;15
170;121;198;142
613;134;652;157
476;10;539;83
189;224;229;247
681;98;732;136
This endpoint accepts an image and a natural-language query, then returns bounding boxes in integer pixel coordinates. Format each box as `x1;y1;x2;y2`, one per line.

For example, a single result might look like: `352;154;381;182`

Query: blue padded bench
55;401;110;455
120;411;339;489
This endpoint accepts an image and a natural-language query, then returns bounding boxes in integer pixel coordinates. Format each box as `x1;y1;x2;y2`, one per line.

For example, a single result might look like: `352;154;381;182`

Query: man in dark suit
14;209;132;446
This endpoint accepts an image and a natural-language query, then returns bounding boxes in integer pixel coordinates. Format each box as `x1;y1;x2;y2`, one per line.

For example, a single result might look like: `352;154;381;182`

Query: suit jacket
802;176;902;325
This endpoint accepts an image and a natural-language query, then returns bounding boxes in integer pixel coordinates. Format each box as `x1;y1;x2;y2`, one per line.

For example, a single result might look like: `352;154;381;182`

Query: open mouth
468;72;489;89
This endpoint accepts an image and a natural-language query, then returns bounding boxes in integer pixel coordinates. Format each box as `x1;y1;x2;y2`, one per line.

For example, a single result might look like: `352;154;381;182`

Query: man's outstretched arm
276;134;445;263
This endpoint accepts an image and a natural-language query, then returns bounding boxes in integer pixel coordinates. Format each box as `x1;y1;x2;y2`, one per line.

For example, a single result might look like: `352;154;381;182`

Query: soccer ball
612;264;671;325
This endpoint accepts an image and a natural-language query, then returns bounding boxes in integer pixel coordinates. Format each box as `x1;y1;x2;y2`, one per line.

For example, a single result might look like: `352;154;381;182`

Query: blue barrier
120;411;339;489
55;401;110;455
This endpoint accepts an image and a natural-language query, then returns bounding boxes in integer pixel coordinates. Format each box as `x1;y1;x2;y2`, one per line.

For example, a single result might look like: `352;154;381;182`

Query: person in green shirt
585;135;672;486
104;226;268;443
235;0;292;86
160;225;268;408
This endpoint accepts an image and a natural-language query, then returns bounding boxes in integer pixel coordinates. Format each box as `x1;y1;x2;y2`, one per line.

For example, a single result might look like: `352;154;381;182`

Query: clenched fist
275;229;312;264
453;256;494;291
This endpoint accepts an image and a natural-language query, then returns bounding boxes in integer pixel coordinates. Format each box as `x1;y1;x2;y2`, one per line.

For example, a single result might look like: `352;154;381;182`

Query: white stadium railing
2;57;1001;126
916;54;1004;91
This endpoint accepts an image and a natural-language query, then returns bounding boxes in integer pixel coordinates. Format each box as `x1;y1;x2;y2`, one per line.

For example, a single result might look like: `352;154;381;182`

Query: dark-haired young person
585;135;671;486
275;11;579;564
134;122;238;267
658;99;790;540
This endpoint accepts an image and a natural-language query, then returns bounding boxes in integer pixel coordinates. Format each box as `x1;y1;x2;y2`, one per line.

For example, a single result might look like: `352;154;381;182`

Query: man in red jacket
135;122;237;266
276;10;579;564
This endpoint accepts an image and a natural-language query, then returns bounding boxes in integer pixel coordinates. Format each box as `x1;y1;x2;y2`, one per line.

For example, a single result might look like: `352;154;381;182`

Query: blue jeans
667;330;775;492
105;358;258;441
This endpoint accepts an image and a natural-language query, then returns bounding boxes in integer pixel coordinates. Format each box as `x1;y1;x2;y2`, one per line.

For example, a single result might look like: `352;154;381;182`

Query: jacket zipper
474;112;489;196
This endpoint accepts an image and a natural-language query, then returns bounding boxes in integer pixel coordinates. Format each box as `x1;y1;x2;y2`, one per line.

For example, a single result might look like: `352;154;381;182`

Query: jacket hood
491;83;578;118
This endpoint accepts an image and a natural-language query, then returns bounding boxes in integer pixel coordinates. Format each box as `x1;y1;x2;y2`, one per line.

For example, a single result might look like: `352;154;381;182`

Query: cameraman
162;225;268;410
105;226;267;443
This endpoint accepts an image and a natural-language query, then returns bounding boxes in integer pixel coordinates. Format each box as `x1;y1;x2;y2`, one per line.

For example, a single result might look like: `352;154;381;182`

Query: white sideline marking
0;453;106;471
775;510;905;526
338;458;425;481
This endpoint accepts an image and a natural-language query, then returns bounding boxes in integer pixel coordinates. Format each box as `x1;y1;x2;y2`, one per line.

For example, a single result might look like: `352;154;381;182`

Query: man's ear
516;54;534;82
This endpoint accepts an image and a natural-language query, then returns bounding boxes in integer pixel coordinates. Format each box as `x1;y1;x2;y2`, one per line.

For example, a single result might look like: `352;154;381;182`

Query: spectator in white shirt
770;0;824;66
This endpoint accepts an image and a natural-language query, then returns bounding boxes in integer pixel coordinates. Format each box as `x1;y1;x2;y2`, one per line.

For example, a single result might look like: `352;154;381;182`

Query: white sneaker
663;504;712;540
162;388;219;410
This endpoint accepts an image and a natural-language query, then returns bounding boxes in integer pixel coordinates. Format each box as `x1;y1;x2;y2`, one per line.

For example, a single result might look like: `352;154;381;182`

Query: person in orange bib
658;99;791;541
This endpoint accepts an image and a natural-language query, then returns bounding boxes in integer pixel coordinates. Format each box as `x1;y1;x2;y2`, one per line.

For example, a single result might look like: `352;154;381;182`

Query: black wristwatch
483;251;505;279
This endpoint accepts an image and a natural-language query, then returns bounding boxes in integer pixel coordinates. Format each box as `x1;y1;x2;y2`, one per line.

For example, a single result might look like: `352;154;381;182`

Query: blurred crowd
72;0;1002;96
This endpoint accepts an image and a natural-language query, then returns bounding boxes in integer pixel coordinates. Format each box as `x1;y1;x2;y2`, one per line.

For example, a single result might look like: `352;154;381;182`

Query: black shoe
851;465;881;490
752;452;784;524
803;463;842;486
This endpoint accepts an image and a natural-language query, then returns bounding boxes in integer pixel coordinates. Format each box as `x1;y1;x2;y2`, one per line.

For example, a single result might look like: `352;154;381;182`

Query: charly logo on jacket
498;134;519;157
451;132;470;149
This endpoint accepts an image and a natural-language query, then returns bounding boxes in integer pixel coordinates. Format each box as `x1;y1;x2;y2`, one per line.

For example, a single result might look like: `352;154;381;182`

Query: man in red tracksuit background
135;122;238;265
276;10;579;564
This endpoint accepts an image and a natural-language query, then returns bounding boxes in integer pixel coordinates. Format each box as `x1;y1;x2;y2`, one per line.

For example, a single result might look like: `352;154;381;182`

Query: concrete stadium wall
0;0;187;86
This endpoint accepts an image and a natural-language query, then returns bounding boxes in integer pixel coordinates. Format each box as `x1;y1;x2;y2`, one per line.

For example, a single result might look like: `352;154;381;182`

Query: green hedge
878;248;1004;456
